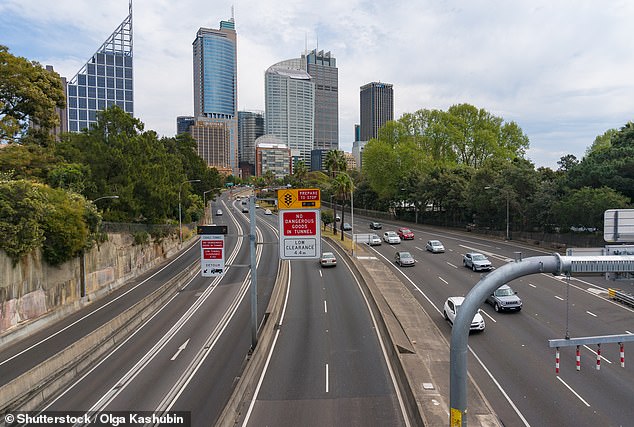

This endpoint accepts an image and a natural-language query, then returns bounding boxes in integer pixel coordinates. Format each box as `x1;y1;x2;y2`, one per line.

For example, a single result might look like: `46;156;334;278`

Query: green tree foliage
325;149;347;177
0;45;66;144
567;122;634;200
552;187;630;231
0;180;99;264
0;143;58;181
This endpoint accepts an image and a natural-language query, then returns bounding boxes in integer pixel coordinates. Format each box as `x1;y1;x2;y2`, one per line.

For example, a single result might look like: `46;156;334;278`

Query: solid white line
438;277;448;285
325;363;329;393
586;311;597;317
556;376;591;407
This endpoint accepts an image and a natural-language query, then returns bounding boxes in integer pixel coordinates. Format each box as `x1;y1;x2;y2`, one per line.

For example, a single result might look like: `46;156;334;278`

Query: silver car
367;233;382;246
425;240;445;253
486;284;522;312
463;252;492;271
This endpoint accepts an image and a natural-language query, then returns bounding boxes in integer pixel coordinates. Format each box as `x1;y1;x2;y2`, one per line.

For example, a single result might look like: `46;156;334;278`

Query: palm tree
325;149;347;178
332;172;354;240
291;160;308;187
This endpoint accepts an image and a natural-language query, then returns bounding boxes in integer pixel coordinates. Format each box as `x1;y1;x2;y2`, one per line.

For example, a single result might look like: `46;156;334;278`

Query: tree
331;172;354;240
290;160;308;187
325;149;347;177
0;45;66;144
552;187;630;231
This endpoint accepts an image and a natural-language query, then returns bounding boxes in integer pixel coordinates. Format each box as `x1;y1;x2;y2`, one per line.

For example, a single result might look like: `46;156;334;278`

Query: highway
239;237;409;426
355;218;634;426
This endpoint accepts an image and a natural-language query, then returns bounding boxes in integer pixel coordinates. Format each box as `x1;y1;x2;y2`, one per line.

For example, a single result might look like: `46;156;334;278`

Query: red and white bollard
576;346;581;371
620;343;625;368
555;347;560;374
596;344;601;370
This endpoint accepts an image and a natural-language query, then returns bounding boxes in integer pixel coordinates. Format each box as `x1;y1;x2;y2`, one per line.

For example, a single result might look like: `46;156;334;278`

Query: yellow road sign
277;188;321;209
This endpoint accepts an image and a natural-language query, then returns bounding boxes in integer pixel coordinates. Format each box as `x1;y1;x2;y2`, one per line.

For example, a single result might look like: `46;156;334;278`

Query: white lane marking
415;246;424;251
170;339;190;361
583;345;612;364
626;331;633;334
555;296;564;301
556;376;591;407
438;276;448;285
324;300;328;313
325;363;330;393
319;270;323;277
446;262;459;269
528;283;537;288
480;310;497;323
586;311;597;317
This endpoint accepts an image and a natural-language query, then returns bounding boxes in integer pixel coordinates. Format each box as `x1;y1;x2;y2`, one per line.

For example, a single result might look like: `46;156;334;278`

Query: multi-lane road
2;196;633;426
355;219;634;426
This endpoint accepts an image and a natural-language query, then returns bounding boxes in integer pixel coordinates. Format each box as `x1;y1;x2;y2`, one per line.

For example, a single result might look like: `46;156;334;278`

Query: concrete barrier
0;259;200;415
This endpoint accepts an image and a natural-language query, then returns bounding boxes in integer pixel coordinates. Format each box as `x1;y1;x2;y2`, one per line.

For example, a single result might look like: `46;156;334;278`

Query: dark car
486;284;522;312
369;222;382;230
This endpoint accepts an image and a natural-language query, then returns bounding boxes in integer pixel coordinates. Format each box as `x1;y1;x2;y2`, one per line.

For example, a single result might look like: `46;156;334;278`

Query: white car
383;231;401;244
264;209;272;215
367;233;382;246
443;296;486;332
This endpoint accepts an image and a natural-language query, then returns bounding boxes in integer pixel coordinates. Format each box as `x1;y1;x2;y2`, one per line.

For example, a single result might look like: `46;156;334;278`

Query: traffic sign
278;209;321;259
201;234;225;276
277;188;321;209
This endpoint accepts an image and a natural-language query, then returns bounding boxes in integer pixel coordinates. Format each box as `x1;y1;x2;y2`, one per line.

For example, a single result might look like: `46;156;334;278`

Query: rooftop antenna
304;32;308;55
231;5;235;22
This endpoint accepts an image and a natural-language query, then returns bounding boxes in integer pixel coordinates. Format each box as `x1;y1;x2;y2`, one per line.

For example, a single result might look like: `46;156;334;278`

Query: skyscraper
359;82;393;141
304;49;338;151
192;19;238;174
66;2;133;132
265;60;314;166
238;111;264;178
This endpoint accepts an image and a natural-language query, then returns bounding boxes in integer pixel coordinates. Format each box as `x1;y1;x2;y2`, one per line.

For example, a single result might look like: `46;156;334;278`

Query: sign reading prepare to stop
278;209;321;259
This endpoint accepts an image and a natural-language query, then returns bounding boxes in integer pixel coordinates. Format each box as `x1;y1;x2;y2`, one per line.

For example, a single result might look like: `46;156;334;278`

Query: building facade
66;3;133;132
304;49;338;151
190;120;232;176
255;135;291;179
265;61;314;167
359;82;393;141
238;110;265;178
352;140;368;170
176;116;195;135
192;19;238;173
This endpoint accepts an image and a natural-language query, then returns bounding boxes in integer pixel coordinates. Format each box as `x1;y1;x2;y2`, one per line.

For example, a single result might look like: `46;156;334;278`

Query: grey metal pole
351;188;354;257
249;194;258;350
506;192;510;240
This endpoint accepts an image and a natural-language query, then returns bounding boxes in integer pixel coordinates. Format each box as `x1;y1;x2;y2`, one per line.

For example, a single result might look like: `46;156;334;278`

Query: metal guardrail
608;288;634;307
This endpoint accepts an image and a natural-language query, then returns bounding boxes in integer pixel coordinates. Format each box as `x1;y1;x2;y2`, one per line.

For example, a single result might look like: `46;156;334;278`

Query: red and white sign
278;209;321;259
200;234;225;276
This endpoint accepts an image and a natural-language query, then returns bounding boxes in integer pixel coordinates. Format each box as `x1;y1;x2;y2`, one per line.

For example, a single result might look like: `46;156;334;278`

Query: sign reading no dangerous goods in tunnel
278;209;321;259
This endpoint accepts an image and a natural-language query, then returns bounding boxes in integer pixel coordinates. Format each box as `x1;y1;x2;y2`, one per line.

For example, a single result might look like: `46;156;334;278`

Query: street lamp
179;179;201;245
484;186;510;240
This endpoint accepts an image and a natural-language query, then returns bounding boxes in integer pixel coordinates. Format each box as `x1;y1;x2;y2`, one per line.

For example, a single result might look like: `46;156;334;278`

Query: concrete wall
0;233;181;336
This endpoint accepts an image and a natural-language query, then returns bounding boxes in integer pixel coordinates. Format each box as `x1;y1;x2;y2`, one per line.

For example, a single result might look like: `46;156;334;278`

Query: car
425;239;445;253
383;231;401;244
255;203;260;209
335;215;341;222
394;251;415;267
443;296;486;332
397;227;414;240
320;252;337;268
463;252;493;271
486;284;522;312
216;209;223;216
367;233;382;246
264;209;272;215
342;222;352;231
369;222;382;230
241;206;249;213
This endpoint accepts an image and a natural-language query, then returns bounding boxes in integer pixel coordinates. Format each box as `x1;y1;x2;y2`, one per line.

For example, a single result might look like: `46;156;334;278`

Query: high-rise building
255;135;291;179
265;60;314;166
176;116;195;135
238;111;264;178
192;19;238;173
359;82;393;141
190;120;232;176
304;49;338;151
66;2;133;132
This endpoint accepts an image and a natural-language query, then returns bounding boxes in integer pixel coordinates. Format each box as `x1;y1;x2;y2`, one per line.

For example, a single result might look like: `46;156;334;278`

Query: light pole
484;186;510;240
203;189;215;223
179;179;201;245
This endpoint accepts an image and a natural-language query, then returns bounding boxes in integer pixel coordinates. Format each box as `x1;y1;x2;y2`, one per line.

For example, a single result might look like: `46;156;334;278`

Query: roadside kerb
216;259;290;427
334;239;501;426
0;258;200;415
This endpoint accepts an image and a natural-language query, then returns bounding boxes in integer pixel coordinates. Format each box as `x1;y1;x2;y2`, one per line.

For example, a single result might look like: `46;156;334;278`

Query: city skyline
2;1;634;169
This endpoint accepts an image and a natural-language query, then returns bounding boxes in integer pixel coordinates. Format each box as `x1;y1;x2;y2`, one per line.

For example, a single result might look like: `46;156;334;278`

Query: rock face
0;233;180;334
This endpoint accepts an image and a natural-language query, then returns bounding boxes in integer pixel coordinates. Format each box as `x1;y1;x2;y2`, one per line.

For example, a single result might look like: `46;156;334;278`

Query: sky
1;0;633;169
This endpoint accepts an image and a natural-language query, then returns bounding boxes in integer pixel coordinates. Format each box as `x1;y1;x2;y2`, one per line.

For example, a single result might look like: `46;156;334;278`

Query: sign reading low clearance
277;188;321;209
278;209;321;260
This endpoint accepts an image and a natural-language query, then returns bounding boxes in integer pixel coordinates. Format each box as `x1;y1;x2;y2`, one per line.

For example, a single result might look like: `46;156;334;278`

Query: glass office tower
193;20;238;174
66;3;133;132
304;49;338;151
360;82;393;141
